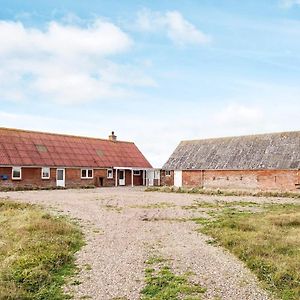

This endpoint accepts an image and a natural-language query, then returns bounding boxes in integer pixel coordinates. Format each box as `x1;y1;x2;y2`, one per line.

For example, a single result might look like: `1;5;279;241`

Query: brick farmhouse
0;127;152;189
161;131;300;191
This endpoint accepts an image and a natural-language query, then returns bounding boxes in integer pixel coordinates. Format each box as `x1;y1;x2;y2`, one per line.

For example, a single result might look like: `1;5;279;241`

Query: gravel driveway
2;187;292;300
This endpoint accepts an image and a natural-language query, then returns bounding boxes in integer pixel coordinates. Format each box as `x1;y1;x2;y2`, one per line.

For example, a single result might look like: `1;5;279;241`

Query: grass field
0;200;84;299
192;203;300;300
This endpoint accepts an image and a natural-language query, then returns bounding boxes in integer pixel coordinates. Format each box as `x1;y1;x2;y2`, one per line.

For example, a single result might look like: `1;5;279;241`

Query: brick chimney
109;131;117;142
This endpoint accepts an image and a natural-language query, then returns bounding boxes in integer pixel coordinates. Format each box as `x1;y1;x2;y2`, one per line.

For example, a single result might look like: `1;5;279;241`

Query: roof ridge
0;127;134;144
181;130;300;143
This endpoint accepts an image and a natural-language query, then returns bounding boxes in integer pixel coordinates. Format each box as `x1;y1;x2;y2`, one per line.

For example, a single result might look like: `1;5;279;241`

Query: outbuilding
161;131;300;191
0;127;153;189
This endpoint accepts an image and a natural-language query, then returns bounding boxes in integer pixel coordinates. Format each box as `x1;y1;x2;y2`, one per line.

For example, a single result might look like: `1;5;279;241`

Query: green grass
141;256;205;300
145;186;300;199
0;200;84;299
129;202;176;209
193;204;300;300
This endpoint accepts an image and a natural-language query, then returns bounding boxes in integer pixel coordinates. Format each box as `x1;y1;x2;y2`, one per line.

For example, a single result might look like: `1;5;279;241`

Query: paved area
2;187;292;300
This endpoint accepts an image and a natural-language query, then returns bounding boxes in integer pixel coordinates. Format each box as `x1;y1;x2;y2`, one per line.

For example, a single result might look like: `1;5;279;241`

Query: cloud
0;18;156;104
136;9;211;46
214;104;264;129
280;0;300;7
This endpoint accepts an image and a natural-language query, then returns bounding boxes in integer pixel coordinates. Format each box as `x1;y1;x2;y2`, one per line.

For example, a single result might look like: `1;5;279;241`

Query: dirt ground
3;187;296;300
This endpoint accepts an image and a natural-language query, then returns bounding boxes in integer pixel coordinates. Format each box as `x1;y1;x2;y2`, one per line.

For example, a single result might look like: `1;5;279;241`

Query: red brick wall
182;170;204;187
160;170;174;186
0;167;121;189
124;170;143;186
161;169;300;191
0;167;56;188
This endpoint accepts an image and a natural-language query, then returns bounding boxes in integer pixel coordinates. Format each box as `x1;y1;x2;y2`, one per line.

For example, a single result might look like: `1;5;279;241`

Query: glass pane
13;169;21;178
57;170;64;180
88;170;93;178
43;168;50;178
81;169;86;178
119;171;124;179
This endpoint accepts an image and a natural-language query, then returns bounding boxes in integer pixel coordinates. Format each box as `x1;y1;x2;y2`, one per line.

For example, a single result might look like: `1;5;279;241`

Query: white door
119;169;125;186
174;170;182;187
56;169;65;187
147;170;154;186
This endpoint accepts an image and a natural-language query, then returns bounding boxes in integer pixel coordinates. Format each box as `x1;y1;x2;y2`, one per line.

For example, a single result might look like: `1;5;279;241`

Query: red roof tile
0;128;152;168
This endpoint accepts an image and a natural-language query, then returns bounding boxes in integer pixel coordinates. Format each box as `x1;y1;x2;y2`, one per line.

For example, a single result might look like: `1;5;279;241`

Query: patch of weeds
93;228;104;234
193;203;300;300
0;200;84;299
141;257;206;300
145;256;168;265
71;279;82;286
103;204;123;213
130;202;176;209
84;264;92;271
145;186;300;199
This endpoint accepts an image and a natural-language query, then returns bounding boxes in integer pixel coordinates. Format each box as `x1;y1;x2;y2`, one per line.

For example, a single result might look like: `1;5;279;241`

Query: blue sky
0;0;300;167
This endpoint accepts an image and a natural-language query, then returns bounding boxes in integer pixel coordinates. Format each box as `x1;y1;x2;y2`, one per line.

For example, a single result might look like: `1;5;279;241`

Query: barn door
174;170;182;187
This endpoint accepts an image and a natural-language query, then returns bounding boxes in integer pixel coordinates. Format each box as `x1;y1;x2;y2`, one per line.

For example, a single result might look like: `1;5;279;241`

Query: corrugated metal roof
163;131;300;170
0;127;152;168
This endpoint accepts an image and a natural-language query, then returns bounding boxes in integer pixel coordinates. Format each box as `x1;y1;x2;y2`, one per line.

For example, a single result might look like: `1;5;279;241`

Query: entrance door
56;169;65;187
174;170;182;187
147;170;154;186
119;170;125;186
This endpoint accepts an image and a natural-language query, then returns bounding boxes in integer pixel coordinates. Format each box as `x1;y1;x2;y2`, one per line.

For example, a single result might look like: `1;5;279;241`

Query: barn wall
160;170;174;186
161;169;300;191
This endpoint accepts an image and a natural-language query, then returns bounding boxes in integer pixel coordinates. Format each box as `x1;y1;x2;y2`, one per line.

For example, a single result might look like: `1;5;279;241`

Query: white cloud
214;104;264;129
280;0;300;7
136;9;211;46
0;18;156;104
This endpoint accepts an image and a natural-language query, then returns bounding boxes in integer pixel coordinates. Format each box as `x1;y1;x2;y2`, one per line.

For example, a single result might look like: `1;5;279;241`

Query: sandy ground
2;187;295;300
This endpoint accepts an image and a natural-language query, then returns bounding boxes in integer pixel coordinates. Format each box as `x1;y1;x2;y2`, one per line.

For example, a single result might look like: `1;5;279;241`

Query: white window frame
41;167;50;179
81;169;93;179
165;170;171;176
133;170;141;176
107;169;113;179
12;167;22;180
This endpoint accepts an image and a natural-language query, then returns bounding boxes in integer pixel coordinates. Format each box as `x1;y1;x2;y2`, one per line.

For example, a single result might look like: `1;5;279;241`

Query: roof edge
180;130;300;144
0;127;134;144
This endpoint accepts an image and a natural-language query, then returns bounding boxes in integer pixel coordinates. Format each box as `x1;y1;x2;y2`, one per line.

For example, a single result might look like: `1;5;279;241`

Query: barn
0;127;152;190
161;131;300;191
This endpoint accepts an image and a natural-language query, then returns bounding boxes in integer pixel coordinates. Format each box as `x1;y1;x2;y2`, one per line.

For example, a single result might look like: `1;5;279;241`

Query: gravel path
2;187;292;300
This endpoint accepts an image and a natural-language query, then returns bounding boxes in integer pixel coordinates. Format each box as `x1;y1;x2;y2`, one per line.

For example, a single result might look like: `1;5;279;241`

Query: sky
0;0;300;167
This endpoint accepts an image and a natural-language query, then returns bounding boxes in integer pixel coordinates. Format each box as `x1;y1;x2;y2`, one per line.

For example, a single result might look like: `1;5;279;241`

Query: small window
12;167;22;180
41;167;50;179
81;169;93;179
165;170;171;176
133;170;141;176
107;169;113;179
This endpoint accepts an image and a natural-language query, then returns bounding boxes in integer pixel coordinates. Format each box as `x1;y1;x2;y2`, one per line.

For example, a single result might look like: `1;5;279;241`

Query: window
165;170;171;176
12;167;22;180
107;169;113;179
81;169;93;179
133;170;141;176
41;167;50;179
